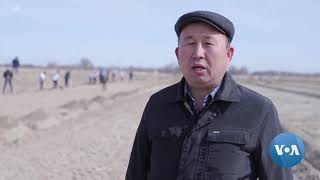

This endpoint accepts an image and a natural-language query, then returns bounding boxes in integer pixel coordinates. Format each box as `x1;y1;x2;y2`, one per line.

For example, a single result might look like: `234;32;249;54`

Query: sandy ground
0;68;319;180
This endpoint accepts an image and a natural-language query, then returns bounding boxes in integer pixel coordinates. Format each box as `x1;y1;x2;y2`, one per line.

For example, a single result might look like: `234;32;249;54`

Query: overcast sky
0;0;319;73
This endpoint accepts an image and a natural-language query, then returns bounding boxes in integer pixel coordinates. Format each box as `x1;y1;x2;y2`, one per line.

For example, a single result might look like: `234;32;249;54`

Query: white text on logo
274;145;300;156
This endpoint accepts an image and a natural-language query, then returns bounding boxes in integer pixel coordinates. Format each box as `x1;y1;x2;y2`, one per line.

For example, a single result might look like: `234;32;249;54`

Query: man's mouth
192;64;206;72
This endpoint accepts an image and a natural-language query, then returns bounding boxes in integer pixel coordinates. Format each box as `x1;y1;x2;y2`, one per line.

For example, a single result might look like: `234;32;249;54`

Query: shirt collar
183;81;220;105
172;72;240;103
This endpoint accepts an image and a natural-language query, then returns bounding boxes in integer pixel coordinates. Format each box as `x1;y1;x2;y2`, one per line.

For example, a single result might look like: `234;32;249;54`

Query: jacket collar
213;73;240;102
171;72;240;103
172;77;186;103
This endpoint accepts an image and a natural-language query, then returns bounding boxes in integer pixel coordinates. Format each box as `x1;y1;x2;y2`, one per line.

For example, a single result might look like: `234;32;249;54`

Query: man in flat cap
126;11;293;180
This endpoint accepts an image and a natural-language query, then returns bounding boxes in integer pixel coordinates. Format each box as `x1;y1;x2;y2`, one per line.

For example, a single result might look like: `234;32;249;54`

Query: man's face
175;22;234;89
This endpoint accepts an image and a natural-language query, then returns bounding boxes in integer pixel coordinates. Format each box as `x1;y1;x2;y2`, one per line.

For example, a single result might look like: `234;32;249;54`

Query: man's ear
227;47;234;63
175;47;180;64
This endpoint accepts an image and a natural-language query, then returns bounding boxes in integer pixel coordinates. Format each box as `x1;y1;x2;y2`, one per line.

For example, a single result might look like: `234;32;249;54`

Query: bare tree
79;57;94;69
47;62;58;68
228;65;249;75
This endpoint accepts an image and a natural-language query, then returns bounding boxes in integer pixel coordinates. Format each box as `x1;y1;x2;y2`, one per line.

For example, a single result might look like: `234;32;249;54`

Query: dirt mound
59;99;89;110
19;109;48;130
90;96;107;104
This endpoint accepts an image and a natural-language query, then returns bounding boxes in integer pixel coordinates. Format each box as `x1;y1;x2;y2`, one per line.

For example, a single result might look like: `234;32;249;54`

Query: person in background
111;71;116;82
12;57;20;73
64;70;71;87
89;70;99;84
52;71;60;89
2;69;14;94
99;68;108;90
129;70;133;80
39;71;47;90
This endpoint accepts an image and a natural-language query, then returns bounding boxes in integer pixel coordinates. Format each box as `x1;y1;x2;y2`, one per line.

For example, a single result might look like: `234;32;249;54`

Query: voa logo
274;144;300;156
269;132;304;168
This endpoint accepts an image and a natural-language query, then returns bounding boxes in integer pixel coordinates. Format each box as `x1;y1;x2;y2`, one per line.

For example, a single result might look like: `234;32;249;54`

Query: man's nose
192;43;205;60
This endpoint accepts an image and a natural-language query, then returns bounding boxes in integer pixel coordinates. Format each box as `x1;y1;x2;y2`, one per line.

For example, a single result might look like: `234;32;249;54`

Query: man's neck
190;86;214;100
188;84;218;110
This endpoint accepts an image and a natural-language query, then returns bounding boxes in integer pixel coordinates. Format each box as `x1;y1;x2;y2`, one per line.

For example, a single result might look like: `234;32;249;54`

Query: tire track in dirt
240;80;320;99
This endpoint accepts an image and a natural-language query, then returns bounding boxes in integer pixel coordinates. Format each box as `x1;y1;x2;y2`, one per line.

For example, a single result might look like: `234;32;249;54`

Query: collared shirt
184;82;220;115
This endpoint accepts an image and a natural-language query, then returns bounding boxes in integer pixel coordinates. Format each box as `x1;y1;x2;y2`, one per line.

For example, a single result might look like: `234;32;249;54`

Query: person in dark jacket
2;69;14;94
129;70;133;80
125;11;293;180
12;56;20;73
64;70;71;87
99;68;108;90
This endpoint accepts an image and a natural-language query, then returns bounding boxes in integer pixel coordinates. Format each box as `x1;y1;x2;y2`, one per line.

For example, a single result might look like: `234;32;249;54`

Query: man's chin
187;78;211;87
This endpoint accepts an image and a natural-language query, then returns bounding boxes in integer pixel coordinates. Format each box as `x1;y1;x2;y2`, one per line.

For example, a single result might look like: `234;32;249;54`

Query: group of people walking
2;57;135;94
38;70;71;90
2;68;72;94
2;68;133;95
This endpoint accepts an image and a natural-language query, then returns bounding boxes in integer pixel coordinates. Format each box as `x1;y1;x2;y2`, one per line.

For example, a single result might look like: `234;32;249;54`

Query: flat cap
175;11;235;42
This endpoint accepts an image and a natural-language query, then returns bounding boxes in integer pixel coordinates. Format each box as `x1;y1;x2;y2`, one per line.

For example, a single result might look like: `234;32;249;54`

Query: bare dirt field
0;68;319;180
